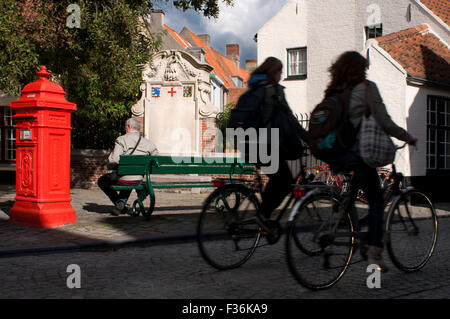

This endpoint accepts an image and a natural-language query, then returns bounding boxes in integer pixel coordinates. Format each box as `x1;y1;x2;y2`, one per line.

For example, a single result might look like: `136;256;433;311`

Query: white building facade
257;0;450;199
258;0;449;114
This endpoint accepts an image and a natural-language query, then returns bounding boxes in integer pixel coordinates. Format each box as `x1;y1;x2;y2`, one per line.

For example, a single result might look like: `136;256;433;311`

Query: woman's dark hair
325;51;369;96
251;57;283;84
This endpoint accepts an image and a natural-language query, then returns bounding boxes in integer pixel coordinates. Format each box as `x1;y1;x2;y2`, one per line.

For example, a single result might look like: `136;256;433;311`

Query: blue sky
153;0;291;68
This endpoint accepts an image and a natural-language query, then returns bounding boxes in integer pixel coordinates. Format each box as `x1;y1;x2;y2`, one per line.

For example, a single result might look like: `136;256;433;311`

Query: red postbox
9;66;77;228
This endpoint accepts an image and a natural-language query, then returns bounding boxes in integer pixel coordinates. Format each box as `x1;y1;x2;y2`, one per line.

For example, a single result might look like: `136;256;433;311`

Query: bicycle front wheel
385;190;438;272
197;184;261;270
286;193;355;290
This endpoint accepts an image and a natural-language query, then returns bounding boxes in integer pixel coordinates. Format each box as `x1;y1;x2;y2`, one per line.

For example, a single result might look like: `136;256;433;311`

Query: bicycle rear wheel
286;193;355;290
385;190;438;272
197;184;261;270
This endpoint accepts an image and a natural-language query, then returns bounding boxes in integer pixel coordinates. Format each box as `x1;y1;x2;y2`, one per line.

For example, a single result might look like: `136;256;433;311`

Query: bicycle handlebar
397;141;417;151
396;142;408;150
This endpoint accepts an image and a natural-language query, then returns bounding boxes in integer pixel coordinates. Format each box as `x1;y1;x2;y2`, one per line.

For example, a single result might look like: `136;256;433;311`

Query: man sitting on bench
98;117;159;216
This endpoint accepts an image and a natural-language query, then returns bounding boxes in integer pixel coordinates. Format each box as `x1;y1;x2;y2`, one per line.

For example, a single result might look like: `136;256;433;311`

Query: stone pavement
0;185;212;255
0;184;449;256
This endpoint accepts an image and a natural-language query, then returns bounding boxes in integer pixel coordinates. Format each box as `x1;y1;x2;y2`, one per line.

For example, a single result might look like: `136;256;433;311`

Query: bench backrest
117;155;255;176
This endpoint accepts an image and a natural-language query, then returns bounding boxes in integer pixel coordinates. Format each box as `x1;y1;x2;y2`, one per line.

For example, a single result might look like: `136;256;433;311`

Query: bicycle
197;153;316;271
285;143;438;290
298;163;351;195
356;167;393;204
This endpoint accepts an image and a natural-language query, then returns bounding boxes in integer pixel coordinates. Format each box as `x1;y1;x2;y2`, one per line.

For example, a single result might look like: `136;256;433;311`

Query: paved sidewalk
0;186;212;255
0;185;449;256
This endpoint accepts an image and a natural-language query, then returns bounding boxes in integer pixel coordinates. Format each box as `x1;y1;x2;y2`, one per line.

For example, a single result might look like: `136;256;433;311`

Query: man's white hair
126;118;141;131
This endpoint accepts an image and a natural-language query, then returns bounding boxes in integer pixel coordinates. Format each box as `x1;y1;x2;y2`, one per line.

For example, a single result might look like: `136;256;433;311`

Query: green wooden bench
111;155;255;218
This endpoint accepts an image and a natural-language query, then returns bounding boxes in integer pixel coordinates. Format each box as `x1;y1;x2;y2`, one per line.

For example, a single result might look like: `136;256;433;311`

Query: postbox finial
36;65;51;79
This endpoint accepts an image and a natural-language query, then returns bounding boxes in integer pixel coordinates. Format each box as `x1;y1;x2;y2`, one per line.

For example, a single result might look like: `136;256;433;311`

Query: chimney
226;44;240;69
150;10;164;31
245;59;257;74
198;34;211;47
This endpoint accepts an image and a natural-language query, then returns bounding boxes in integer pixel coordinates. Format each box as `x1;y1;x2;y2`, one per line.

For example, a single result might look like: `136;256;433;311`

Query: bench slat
118;155;150;165
153;156;249;166
118;166;254;176
118;155;253;167
153;184;214;189
112;185;145;191
149;166;254;175
117;166;148;175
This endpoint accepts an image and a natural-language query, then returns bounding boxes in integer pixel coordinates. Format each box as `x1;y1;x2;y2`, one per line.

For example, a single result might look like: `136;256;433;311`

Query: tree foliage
0;0;233;149
172;0;233;18
215;102;236;151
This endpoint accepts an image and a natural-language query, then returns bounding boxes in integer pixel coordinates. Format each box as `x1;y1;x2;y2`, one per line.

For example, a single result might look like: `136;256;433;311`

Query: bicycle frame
288;144;412;236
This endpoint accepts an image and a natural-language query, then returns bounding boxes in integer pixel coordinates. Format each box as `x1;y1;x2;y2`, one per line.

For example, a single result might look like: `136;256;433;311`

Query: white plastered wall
355;0;450;49
306;0;358;112
405;85;450;176
257;0;307;117
366;44;411;175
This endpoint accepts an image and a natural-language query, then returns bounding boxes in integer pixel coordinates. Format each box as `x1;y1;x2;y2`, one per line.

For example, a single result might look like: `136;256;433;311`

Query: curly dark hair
325;51;369;97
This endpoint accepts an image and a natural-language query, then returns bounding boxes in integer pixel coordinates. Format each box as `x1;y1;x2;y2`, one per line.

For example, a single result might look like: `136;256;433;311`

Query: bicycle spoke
386;190;438;272
198;185;261;270
286;194;354;290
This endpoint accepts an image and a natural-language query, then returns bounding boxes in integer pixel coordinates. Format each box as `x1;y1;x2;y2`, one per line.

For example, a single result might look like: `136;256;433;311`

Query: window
0;107;15;162
232;76;243;88
287;47;307;79
427;96;450;172
365;24;383;41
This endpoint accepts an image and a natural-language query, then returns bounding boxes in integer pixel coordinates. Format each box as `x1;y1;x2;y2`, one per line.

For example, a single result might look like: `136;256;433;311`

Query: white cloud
162;0;290;67
210;0;285;37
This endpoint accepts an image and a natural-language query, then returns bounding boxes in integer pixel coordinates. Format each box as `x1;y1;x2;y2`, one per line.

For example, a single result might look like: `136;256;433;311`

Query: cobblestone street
0;216;448;299
0;186;448;302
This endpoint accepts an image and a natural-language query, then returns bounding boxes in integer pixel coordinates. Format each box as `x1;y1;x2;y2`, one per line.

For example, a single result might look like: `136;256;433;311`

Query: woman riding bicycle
324;51;417;271
249;57;310;232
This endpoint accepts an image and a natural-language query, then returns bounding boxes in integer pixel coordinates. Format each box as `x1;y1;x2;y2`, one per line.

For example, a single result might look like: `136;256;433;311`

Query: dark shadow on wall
406;45;450;202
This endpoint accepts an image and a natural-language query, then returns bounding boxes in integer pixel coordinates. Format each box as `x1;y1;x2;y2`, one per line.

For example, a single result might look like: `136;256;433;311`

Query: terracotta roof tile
376;24;450;85
419;0;450;26
160;24;250;90
181;28;250;89
212;48;250;84
164;24;191;48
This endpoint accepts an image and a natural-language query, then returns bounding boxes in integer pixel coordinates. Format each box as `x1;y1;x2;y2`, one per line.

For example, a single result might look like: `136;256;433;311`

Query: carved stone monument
132;50;218;155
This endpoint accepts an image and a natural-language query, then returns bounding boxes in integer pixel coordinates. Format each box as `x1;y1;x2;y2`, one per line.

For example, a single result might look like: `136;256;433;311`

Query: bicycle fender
288;188;322;222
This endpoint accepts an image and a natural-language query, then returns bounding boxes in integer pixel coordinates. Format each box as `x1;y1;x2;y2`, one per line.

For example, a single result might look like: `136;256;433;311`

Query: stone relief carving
198;83;219;117
143;50;203;82
131;82;147;117
180;60;198;78
145;62;159;79
162;50;180;81
135;50;218;118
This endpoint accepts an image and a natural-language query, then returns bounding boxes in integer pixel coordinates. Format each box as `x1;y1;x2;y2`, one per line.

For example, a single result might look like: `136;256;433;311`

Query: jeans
327;151;384;248
98;172;142;206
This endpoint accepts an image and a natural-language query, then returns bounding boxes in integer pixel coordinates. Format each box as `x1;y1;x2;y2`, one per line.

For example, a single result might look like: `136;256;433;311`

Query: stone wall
70;149;109;189
200;117;217;154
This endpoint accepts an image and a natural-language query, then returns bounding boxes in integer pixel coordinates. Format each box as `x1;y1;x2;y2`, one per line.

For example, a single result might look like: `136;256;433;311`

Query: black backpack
308;89;356;162
227;84;267;130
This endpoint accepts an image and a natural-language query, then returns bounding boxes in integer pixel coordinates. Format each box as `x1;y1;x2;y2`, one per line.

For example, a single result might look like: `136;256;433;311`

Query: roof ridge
374;23;450;87
164;24;191;48
416;0;450;28
184;28;235;88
